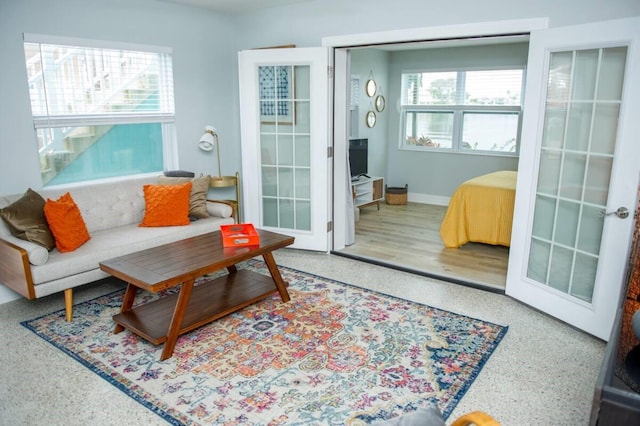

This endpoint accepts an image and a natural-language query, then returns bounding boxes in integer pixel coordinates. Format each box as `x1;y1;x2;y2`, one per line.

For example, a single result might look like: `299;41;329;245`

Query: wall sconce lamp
198;125;222;179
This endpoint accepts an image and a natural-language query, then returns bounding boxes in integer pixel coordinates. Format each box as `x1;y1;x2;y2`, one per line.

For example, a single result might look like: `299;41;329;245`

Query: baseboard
408;192;450;206
0;284;21;304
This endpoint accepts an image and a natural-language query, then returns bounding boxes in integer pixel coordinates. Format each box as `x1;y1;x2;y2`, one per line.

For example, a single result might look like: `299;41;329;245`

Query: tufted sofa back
0;175;158;237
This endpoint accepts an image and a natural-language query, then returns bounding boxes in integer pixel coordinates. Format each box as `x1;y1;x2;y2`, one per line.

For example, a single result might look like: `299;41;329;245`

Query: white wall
349;49;389;179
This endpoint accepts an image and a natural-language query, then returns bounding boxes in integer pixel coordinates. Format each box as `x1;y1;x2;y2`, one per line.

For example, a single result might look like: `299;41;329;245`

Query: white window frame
399;67;525;156
23;33;178;185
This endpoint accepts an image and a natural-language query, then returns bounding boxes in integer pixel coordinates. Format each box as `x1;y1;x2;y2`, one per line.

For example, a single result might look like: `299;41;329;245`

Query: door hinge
327;146;333;158
327;221;333;232
328;66;334;78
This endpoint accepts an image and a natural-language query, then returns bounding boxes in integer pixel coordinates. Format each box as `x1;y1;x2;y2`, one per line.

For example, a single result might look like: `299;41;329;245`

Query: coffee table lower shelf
113;269;286;345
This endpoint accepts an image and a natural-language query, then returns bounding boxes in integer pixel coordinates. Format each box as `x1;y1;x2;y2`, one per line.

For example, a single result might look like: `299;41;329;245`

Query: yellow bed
440;170;517;248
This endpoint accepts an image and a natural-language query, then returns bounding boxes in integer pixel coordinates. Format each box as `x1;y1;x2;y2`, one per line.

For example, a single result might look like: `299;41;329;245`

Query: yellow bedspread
440;170;517;248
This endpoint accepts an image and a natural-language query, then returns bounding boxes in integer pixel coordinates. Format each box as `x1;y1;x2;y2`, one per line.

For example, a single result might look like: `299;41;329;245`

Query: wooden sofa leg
64;289;73;322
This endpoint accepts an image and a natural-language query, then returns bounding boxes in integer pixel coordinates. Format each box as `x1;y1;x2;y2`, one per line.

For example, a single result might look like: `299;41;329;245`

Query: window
23;34;176;186
401;69;523;154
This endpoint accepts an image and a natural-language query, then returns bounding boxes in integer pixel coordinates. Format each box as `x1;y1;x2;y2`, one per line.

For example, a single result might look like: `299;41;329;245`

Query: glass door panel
559;153;586;200
532;195;556;240
259;65;312;231
528;239;551;283
584;156;612;205
565;103;592;151
597;47;627;100
548;245;573;293
537;151;561;195
541;105;567;149
525;46;627;304
555;200;580;247
577;205;604;255
571;49;598;101
546;52;572;102
591;104;620;154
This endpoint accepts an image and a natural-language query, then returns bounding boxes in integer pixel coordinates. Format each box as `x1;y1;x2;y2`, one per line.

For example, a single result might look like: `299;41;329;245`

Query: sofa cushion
44;192;91;252
35;176;153;233
29;215;234;286
140;182;192;227
157;175;210;219
0;188;55;250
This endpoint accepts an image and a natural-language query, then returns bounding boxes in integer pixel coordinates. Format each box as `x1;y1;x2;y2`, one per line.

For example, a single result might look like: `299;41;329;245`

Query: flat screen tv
349;138;368;179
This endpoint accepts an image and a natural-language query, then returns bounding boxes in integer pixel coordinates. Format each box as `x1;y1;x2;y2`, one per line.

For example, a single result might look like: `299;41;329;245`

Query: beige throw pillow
157;175;210;219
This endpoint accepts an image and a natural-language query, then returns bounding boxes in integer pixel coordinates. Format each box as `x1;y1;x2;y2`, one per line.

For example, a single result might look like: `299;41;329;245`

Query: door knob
599;206;629;219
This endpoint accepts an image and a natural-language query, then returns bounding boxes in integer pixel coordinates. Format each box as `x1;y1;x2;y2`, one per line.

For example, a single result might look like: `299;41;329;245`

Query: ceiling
157;0;312;14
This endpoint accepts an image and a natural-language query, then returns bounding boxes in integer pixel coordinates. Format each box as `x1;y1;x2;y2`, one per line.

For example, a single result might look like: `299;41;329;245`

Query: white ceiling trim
321;17;549;48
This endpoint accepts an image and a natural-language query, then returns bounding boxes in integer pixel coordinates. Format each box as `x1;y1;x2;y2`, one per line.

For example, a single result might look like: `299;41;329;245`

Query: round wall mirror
366;110;377;128
366;79;377;97
375;95;386;112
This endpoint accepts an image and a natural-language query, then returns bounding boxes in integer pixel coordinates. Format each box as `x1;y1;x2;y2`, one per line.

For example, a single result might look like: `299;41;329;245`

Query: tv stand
351;176;384;210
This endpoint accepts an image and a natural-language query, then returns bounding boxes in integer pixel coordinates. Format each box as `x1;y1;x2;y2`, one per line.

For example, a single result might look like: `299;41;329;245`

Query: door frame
322;17;549;251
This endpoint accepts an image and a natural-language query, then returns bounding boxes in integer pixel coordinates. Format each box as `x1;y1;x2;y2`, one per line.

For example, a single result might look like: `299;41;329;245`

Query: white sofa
0;175;235;321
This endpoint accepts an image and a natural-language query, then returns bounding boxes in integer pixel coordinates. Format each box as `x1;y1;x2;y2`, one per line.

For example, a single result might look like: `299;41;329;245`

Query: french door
238;48;331;251
506;17;640;340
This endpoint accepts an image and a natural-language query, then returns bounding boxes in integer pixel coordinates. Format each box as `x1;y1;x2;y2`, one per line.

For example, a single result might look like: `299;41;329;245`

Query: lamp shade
198;126;216;151
198;125;222;178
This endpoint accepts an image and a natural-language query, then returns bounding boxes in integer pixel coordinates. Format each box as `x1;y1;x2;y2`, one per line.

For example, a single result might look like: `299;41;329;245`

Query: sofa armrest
0;238;36;299
2;235;49;265
206;200;234;219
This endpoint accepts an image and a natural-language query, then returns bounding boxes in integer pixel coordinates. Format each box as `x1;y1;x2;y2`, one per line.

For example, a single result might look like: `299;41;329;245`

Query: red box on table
220;223;260;247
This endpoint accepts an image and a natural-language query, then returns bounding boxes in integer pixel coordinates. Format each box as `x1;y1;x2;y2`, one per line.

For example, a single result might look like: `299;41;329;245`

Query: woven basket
385;184;408;205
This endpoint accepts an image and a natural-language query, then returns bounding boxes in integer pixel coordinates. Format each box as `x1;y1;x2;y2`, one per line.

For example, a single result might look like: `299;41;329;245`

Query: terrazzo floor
0;250;605;425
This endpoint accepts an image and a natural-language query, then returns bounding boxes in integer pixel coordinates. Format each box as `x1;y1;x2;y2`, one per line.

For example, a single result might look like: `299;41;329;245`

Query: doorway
237;16;640;340
322;16;640;339
330;33;533;291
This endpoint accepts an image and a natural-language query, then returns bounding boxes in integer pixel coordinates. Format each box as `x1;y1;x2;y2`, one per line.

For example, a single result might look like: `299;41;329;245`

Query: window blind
402;69;523;106
24;37;175;128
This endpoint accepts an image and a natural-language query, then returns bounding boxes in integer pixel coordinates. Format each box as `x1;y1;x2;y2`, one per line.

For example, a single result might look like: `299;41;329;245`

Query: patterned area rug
22;260;507;425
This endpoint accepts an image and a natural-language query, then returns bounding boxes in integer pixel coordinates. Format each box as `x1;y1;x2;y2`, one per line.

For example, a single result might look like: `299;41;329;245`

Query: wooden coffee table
99;229;294;360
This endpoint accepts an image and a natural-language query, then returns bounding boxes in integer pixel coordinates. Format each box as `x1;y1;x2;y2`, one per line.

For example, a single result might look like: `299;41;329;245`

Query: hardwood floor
336;202;509;291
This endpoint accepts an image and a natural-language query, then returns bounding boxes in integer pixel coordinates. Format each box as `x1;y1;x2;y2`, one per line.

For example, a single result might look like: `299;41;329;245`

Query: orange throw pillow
44;192;91;252
140;182;192;227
